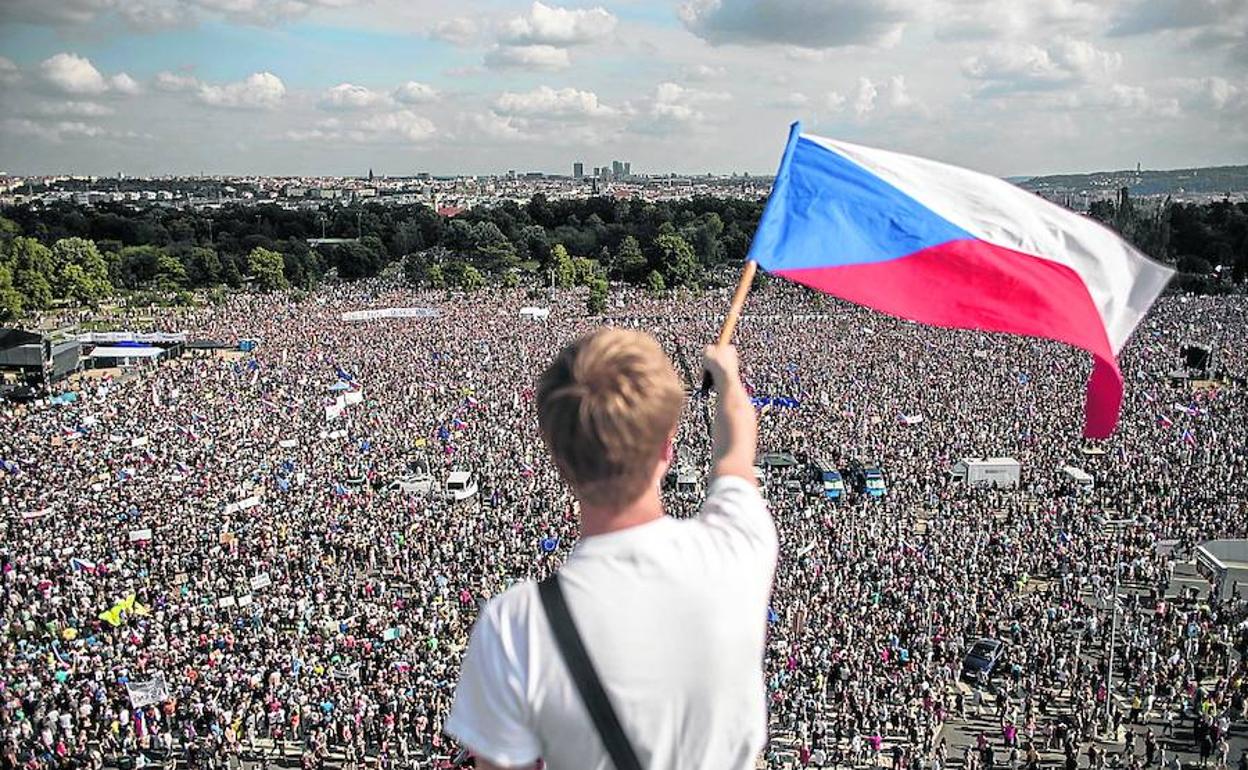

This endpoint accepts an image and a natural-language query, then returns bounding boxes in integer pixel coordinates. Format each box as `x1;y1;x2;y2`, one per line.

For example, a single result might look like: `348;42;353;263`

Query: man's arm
703;344;757;485
475;759;531;770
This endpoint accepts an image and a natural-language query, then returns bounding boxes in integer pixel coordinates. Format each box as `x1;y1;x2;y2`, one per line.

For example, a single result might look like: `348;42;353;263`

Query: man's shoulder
478;579;542;632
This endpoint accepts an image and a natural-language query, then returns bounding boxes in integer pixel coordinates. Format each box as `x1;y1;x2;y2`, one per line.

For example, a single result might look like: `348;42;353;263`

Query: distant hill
1018;165;1248;197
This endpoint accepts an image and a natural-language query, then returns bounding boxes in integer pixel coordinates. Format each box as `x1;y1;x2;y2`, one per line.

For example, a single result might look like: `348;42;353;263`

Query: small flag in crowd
1181;428;1197;447
746;122;1173;438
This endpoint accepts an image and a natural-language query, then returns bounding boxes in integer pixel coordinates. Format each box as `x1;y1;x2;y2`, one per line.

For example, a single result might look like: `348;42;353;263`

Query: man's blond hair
537;328;686;508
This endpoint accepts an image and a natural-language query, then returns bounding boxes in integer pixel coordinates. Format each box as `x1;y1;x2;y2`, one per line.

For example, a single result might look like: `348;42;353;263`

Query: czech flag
749;122;1173;438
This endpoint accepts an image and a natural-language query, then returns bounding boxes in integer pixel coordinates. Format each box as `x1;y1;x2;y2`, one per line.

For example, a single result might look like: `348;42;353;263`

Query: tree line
0;189;1244;321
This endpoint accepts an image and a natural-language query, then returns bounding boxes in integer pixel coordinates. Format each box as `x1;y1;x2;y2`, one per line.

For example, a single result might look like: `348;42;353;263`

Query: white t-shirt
446;475;778;769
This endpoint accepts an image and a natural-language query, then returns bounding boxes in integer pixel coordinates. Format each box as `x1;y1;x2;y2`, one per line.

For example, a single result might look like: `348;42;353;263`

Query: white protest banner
344;390;364;406
340;307;440;322
224;496;262;515
126;673;170;708
325;402;344;422
130;436;149;448
218;596;236;608
250;572;272;591
237;593;253;607
278;438;298;449
21;508;51;520
128;528;153;543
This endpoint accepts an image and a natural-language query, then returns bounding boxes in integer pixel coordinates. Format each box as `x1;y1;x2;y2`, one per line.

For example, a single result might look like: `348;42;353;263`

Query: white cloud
499;1;616;47
625;81;731;135
40;53;128;96
393;81;439;104
2;117;143;142
154;71;200;92
853;77;878;117
826;91;847;111
320;82;391;111
0;0;364;29
109;73;141;95
197;71;286;109
191;0;364;26
680;0;910;49
0;57;19;86
429;16;477;46
494;86;616;119
287;110;435;144
484;44;570;71
769;92;809;109
33;101;116;117
963;38;1121;96
683;64;726;81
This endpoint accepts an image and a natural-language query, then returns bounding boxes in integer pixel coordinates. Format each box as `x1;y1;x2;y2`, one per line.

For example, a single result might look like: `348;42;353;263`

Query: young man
445;328;777;769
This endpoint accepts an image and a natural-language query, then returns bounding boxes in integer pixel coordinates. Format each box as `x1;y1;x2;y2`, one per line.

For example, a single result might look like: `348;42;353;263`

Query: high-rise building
612;160;623;179
623;162;631;178
573;162;584;179
592;166;601;178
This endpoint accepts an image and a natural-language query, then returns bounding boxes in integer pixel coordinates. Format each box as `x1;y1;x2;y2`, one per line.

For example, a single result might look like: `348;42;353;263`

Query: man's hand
702;344;741;392
703;344;757;485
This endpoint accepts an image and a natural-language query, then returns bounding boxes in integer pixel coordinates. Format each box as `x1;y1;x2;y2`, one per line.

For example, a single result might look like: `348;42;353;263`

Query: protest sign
126;674;170;708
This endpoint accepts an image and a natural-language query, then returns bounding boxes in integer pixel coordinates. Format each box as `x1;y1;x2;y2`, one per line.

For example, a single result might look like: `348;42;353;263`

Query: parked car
962;637;1005;680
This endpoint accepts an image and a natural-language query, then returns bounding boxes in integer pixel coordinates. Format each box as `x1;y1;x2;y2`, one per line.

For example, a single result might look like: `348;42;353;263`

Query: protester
0;281;1245;769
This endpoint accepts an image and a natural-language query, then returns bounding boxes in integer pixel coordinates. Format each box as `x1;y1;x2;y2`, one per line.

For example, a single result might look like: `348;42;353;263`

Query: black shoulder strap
538;574;643;770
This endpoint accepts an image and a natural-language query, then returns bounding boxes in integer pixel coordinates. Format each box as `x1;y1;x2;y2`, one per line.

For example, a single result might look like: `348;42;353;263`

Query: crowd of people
1;280;1245;769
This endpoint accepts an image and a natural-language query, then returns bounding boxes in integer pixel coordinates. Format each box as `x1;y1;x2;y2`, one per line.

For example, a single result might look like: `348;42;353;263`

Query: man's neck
578;488;664;538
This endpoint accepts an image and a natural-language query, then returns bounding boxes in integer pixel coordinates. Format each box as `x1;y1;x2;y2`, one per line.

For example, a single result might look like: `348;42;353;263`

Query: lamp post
1095;513;1137;739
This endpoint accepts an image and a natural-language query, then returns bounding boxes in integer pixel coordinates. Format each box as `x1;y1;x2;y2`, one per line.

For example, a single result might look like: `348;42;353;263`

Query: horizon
1;1;1245;178
8;161;1248;184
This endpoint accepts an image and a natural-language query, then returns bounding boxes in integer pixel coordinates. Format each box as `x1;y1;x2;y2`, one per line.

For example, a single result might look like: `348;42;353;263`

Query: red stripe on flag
775;237;1121;438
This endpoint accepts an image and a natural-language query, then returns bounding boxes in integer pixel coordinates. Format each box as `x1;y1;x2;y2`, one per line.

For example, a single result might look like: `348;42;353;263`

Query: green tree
248;247;289;292
571;256;601;286
616;235;647;281
646;270;666;295
154;252;188;294
0;264;22;320
587;277;608;315
550;244;575;288
654;233;700;288
6;237;54;309
427;263;446;289
51;237;112;305
402;252;426;287
461;264;485;291
502;270;519;288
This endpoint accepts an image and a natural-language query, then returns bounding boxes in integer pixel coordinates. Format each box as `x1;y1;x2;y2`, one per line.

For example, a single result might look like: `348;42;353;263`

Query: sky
0;0;1244;178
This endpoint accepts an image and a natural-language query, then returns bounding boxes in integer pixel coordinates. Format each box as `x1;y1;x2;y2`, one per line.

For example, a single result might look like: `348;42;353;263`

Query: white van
1062;465;1095;491
445;470;479;501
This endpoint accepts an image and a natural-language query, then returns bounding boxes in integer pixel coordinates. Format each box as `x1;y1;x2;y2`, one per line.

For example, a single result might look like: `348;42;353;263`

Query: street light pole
1105;531;1122;737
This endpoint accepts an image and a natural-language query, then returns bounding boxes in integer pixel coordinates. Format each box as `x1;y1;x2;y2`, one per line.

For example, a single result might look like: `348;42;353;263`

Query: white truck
950;457;1021;489
1062;465;1095;491
445;470;479;502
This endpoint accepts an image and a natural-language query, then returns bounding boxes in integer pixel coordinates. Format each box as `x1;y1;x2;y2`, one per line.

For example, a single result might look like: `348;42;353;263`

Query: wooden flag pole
702;260;757;392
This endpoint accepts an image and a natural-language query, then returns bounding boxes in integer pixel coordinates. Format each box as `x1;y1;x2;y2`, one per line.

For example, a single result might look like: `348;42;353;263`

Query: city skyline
0;0;1245;179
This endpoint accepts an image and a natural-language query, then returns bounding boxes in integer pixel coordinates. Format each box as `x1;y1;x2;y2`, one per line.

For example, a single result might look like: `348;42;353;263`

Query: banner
126;673;170;708
223;496;261;515
278;438;298;449
250;572;272;591
130;436;149;448
128;528;153;543
344;390;364;406
340;307;440;322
